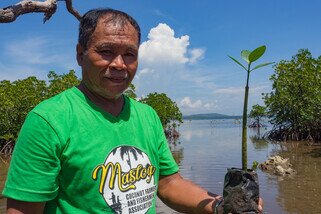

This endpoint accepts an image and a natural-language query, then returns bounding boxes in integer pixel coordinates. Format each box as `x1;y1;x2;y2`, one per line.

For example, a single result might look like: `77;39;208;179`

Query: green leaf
249;45;266;63
252;161;259;171
241;50;251;63
228;55;247;71
250;62;274;71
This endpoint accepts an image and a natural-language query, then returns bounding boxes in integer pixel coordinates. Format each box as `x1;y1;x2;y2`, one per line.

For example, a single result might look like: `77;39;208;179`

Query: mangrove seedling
228;45;273;170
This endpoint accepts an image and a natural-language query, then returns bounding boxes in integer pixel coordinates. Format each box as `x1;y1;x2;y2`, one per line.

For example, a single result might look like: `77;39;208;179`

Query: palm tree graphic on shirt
113;146;143;169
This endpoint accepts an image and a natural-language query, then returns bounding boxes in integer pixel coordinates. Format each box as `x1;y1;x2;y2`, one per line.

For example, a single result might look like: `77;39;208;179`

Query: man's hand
213;195;223;214
158;173;222;214
258;197;264;213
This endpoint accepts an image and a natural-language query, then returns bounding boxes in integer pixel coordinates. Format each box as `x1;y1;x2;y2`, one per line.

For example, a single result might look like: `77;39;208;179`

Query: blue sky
1;0;321;115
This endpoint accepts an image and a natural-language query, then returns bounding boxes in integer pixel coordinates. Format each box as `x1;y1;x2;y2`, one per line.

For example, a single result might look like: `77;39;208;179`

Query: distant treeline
183;113;242;120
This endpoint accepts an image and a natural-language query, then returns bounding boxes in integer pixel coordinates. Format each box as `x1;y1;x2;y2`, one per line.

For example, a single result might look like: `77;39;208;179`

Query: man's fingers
258;197;264;212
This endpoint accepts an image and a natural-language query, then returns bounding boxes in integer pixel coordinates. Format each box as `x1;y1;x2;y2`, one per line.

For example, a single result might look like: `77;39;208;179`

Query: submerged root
264;126;321;143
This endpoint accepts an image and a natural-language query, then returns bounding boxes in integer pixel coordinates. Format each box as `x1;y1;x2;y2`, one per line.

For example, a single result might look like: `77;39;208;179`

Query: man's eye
100;50;113;55
124;52;136;57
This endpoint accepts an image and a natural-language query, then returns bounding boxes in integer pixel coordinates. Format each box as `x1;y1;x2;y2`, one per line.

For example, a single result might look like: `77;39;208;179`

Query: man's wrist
213;196;224;214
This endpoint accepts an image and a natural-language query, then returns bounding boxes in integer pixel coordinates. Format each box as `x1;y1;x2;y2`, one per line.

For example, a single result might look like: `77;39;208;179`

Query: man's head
79;8;141;50
76;8;140;101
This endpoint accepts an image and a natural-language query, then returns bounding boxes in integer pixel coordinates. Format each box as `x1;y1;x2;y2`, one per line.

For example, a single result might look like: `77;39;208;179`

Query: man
3;8;261;214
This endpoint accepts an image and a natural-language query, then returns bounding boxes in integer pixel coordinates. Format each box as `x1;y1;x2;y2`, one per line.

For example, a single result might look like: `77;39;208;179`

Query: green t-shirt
3;87;178;214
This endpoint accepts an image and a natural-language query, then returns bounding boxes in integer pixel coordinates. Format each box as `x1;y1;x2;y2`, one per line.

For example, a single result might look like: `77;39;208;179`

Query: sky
1;0;321;116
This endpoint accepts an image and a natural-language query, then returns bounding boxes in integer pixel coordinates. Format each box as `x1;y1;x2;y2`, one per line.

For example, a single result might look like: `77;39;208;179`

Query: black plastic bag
223;168;259;214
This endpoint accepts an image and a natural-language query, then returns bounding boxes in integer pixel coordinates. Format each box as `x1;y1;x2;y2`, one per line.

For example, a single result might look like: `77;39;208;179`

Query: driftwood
0;0;81;23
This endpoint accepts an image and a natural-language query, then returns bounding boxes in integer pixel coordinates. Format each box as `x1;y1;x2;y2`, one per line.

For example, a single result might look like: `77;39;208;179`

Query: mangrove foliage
264;49;321;142
0;70;80;155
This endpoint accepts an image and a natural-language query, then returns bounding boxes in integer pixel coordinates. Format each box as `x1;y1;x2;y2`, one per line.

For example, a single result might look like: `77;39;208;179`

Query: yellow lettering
118;171;136;192
146;165;156;183
92;164;107;194
140;167;147;179
130;169;136;183
135;164;142;180
93;162;157;193
107;162;120;190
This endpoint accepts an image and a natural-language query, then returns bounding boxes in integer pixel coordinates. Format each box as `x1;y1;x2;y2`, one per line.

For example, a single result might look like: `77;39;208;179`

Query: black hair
78;8;141;49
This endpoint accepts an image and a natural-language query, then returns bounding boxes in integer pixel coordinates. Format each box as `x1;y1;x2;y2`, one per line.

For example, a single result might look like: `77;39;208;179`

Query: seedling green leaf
228;55;247;71
228;45;272;171
251;62;274;72
241;50;251;63
249;46;266;63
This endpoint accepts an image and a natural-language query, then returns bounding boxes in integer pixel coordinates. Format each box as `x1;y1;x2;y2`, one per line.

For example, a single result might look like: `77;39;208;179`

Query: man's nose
110;55;126;70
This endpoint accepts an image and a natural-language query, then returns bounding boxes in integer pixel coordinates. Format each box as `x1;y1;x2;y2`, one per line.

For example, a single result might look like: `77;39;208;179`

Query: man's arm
6;198;45;214
157;172;222;214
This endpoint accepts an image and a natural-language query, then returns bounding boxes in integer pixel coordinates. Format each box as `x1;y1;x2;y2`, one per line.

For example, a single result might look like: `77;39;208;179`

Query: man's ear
76;44;85;66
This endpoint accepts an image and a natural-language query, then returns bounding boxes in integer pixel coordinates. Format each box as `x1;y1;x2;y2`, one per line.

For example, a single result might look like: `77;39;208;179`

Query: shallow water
1;119;321;213
157;119;321;214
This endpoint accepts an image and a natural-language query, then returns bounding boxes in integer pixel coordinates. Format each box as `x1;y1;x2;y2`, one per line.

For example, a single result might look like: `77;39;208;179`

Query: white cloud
209;84;271;115
135;68;155;79
180;97;203;109
213;85;268;96
214;87;244;96
204;103;215;109
188;48;205;64
179;97;217;115
134;23;206;99
139;23;204;66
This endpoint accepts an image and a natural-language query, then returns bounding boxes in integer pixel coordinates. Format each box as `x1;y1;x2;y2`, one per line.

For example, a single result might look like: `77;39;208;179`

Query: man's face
77;16;139;100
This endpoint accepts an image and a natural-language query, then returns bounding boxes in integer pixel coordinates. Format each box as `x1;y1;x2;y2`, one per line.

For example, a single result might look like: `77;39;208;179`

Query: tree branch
0;0;82;23
65;0;81;21
0;0;57;23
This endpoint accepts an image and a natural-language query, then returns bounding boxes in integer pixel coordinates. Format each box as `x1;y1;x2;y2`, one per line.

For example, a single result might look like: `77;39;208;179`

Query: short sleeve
2;112;62;202
155;115;179;176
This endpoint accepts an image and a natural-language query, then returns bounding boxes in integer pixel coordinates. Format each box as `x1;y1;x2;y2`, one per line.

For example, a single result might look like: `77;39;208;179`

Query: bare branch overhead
0;0;82;23
65;0;81;21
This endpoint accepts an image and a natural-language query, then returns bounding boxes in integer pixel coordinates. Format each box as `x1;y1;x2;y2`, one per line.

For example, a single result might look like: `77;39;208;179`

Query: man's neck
77;82;124;117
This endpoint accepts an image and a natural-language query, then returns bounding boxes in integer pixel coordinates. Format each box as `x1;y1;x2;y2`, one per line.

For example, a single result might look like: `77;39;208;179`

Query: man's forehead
90;30;139;48
91;19;138;45
94;17;136;36
98;14;132;31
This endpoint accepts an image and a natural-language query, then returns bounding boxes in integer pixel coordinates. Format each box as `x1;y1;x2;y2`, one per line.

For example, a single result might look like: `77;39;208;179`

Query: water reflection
275;142;321;213
250;135;269;150
169;144;184;166
158;119;321;214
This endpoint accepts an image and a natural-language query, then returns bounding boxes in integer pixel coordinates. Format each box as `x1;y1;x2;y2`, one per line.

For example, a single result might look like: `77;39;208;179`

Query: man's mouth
105;76;127;83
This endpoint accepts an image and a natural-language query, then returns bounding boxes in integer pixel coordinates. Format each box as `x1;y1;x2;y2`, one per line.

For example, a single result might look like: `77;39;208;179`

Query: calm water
157;119;321;214
1;119;321;213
